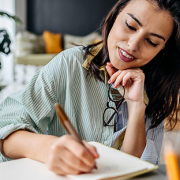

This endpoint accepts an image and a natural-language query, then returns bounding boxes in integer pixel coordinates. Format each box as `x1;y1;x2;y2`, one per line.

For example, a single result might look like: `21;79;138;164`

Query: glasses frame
103;85;125;131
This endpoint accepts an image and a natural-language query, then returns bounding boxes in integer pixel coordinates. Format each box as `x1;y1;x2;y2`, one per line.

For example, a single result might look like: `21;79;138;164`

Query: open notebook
0;142;158;180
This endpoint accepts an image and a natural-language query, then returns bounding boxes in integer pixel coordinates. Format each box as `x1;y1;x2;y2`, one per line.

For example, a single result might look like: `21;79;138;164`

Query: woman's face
107;0;174;70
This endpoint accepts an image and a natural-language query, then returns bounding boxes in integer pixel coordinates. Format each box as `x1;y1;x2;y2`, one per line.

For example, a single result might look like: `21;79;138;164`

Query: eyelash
146;39;158;47
125;21;158;47
125;21;136;31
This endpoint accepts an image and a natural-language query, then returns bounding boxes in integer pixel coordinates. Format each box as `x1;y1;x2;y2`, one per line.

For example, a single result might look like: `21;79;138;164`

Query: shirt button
119;111;122;114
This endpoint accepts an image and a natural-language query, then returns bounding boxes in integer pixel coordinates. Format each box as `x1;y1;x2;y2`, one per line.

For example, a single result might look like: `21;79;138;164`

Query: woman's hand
106;62;145;104
46;135;99;175
3;131;98;176
106;62;146;157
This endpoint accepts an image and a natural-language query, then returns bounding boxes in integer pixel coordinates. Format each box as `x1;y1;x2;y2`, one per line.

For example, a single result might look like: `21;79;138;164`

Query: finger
83;140;99;159
122;72;132;86
63;136;96;169
106;62;113;67
113;71;127;88
111;69;140;88
106;64;116;77
71;140;95;167
108;70;122;85
59;157;82;175
48;140;91;174
62;147;93;173
46;154;67;175
50;166;66;176
48;157;81;175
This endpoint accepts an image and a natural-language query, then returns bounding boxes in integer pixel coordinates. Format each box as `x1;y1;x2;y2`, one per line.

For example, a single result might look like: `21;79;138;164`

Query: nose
127;33;143;52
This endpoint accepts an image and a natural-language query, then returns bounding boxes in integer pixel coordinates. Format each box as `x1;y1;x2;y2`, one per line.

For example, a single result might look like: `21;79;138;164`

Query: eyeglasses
103;84;125;132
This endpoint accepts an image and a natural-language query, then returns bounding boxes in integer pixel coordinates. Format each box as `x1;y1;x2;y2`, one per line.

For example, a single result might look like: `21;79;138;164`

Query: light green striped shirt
0;46;164;165
0;46;115;162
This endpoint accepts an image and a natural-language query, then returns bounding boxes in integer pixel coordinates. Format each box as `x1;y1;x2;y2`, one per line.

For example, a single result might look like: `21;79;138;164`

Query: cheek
140;49;162;66
142;43;164;58
108;25;127;44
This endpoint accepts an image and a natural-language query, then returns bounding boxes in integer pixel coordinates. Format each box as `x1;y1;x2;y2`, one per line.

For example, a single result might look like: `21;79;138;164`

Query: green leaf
0;11;23;25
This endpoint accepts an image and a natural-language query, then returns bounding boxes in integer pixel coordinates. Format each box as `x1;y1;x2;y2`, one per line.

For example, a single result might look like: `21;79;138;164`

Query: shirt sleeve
0;63;57;162
141;119;164;164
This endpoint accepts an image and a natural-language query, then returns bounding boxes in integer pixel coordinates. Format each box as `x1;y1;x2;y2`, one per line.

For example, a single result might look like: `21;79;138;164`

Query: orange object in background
43;31;63;54
164;141;180;180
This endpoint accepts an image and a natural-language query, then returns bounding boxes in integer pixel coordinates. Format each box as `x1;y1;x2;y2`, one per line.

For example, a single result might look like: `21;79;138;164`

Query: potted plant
0;11;22;54
0;11;22;90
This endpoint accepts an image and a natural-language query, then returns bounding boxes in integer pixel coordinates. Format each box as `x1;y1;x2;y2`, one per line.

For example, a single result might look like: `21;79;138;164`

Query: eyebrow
149;33;165;41
127;13;142;26
127;13;166;41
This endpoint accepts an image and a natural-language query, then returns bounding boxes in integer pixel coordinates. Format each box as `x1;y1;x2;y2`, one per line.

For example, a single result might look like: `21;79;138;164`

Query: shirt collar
82;43;109;88
82;43;103;70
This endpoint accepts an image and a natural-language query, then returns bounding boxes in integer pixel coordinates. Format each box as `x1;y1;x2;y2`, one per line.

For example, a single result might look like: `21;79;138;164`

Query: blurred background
0;0;117;98
0;0;179;164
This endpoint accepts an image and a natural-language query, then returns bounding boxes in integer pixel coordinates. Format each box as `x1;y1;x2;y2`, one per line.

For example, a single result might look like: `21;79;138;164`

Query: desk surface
0;159;166;180
131;165;166;180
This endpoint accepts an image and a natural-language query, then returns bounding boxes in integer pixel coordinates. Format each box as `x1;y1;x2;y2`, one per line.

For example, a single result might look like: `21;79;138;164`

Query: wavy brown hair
84;0;180;129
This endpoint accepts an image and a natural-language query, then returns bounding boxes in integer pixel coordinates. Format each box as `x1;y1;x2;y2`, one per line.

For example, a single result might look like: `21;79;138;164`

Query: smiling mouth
118;48;136;62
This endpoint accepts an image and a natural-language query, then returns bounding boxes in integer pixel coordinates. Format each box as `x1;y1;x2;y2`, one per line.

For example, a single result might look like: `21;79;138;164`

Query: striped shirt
0;46;164;164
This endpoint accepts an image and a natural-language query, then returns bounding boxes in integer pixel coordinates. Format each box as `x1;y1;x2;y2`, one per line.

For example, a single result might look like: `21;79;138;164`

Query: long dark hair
84;0;180;129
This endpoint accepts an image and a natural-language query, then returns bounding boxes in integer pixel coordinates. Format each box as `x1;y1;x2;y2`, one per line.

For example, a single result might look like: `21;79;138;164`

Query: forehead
117;0;174;41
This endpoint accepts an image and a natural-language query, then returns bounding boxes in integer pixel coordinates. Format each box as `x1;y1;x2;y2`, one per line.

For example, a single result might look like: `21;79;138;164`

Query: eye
146;39;158;47
125;21;136;31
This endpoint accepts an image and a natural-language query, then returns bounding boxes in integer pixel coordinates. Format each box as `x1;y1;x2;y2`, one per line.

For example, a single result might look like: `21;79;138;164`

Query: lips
118;48;136;62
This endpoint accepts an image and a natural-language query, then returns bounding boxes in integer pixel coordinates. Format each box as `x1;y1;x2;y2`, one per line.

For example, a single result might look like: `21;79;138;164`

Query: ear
161;45;165;50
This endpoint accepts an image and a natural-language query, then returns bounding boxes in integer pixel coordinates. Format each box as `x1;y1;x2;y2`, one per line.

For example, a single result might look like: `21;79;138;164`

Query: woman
0;0;180;175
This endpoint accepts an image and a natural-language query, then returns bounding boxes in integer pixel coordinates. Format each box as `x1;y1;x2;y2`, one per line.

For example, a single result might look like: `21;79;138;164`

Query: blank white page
0;158;71;180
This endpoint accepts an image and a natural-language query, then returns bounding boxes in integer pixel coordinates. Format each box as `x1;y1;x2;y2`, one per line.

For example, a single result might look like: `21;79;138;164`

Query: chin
111;62;121;71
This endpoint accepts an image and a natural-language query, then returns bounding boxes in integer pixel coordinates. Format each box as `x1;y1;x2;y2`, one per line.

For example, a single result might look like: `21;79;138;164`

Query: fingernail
108;79;111;83
113;84;116;88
